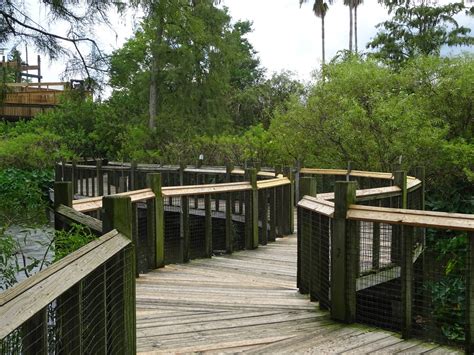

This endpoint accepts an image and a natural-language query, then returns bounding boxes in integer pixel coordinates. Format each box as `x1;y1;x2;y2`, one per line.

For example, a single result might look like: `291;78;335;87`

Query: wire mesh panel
163;196;182;264
412;228;467;347
0;243;135;355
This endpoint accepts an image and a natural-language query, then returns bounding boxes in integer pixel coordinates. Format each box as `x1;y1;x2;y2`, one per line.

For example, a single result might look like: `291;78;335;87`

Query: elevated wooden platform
135;234;459;354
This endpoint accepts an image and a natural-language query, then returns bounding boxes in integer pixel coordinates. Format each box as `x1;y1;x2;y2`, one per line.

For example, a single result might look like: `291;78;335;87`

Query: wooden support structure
245;168;259;250
102;195;136;354
331;181;357;323
225;164;234;253
467;232;474;354
401;225;414;339
147;174;164;269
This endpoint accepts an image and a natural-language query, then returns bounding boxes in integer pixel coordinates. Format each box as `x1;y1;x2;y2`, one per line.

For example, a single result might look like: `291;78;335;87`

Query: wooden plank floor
135;234;460;354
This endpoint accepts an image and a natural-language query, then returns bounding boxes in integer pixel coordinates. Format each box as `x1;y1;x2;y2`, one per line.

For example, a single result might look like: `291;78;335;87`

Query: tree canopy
368;1;474;66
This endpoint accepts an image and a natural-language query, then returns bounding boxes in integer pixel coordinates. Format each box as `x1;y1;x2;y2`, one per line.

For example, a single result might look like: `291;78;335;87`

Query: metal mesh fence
412;228;467;346
0;244;134;354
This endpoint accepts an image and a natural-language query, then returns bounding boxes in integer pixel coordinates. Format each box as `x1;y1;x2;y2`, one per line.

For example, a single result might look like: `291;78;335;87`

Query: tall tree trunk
149;58;158;130
349;3;353;52
322;14;326;65
354;4;358;53
148;13;164;131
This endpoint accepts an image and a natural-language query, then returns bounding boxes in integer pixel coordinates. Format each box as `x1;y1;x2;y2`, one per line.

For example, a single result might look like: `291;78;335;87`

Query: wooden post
225;164;234;253
130;161;137;190
295;160;301;202
394;171;407;209
310;212;320;302
72;160;77;194
54;182;73;231
102;195;136;354
269;187;277;242
55;162;62;182
331;181;357;323
118;176;127;193
53;181;83;353
414;166;425;210
179;163;186;185
259;188;268;245
287;168;295;234
401;225;414;339
392;171;407;265
204;194;213;257
300;176;317;198
245;168;259;249
181;196;190;262
97;160;104;196
466;232;474;354
147;174;164;269
300;207;311;295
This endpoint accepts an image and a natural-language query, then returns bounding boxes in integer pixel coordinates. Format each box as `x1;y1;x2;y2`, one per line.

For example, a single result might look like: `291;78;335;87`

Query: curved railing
297;167;474;351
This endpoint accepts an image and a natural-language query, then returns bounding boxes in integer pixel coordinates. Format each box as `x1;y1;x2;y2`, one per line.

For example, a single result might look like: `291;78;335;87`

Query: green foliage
191;125;278;165
53;224;97;262
0;169;52;226
0;130;69;169
109;1;264;140
270;56;473;189
425;233;467;342
369;2;474;67
0;231;19;290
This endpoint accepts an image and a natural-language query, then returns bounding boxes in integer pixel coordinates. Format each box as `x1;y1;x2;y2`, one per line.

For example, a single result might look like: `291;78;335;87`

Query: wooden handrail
72;176;291;213
347;204;474;231
0;230;130;338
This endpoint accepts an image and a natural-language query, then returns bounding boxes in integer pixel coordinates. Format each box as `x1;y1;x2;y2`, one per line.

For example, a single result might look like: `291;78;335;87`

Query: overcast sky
12;0;474;83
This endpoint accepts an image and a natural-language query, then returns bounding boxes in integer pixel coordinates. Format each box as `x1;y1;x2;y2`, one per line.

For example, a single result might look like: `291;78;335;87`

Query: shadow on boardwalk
135;234;460;354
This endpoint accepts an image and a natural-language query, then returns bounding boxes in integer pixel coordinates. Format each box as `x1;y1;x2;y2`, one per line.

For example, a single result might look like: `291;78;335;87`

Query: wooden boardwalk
135;234;460;354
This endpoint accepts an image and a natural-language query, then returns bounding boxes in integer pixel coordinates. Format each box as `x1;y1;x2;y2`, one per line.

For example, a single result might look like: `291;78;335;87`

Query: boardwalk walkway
135;234;459;354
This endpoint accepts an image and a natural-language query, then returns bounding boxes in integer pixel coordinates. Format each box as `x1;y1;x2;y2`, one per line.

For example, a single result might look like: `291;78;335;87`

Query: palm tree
345;0;364;53
353;0;363;52
344;0;354;52
300;0;334;65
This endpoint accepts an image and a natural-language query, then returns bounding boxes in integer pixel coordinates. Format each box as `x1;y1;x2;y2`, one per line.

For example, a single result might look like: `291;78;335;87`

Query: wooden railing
0;184;136;354
65;165;294;271
297;168;474;352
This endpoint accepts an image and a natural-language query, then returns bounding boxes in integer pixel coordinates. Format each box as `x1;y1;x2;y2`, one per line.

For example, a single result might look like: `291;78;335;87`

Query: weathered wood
300;208;311;295
54;181;73;230
245;168;259;249
347;205;474;231
298;196;334;217
181;196;190;262
102;196;136;354
300;176;317;199
0;231;130;338
331;181;357;323
131;161;138;190
259;189;269;245
269;187;277;242
147;174;164;268
56;204;103;234
401;225;414;339
97;160;104;196
205;194;213;257
467;232;474;354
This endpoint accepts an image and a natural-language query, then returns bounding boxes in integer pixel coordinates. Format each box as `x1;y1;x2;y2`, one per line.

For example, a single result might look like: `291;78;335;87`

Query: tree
353;0;364;52
299;0;334;65
109;1;263;141
0;1;125;83
344;0;354;52
368;1;474;66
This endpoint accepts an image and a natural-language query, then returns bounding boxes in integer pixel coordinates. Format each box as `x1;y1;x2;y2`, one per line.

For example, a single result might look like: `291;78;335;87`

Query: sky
8;0;474;84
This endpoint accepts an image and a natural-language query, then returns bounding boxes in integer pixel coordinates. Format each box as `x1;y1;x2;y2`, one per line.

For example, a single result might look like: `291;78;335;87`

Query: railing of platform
297;167;474;352
0;184;136;354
